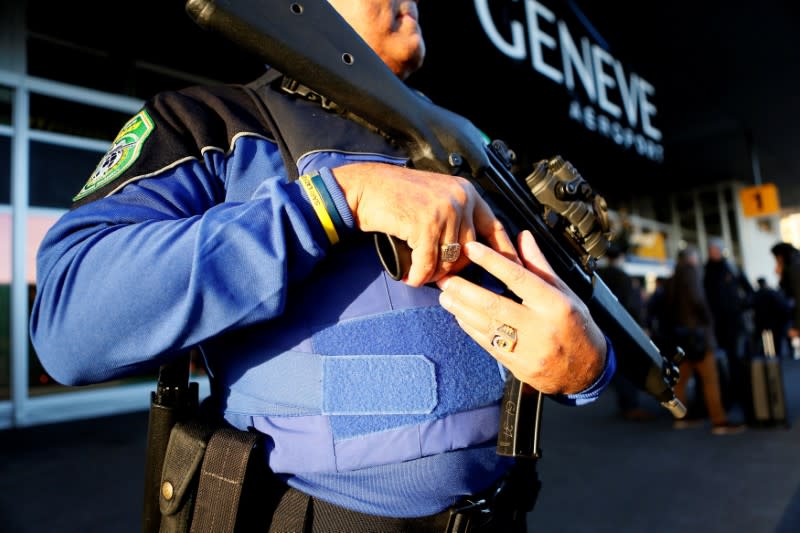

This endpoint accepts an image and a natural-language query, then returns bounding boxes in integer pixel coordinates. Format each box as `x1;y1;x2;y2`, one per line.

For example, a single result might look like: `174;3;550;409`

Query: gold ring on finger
440;243;461;263
491;323;518;353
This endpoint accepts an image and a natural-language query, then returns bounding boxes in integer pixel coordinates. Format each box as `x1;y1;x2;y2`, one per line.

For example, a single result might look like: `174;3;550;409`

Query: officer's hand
436;230;606;394
333;162;517;286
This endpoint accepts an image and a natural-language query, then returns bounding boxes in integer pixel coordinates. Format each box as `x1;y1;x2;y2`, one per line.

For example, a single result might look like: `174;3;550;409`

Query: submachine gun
182;0;685;498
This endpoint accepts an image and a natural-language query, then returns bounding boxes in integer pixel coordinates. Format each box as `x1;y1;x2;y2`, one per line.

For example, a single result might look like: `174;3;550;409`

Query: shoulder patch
73;110;155;201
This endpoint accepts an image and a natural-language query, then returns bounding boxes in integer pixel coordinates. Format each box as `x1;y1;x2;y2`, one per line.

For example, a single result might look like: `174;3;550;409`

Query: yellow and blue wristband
298;170;350;245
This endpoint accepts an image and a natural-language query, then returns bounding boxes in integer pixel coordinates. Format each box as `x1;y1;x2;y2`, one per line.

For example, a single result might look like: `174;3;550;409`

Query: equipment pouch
157;418;261;533
158;421;217;533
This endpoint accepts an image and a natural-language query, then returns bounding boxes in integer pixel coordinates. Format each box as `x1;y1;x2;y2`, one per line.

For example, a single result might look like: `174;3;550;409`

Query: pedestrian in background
771;242;800;359
703;238;754;414
663;246;745;434
752;277;792;358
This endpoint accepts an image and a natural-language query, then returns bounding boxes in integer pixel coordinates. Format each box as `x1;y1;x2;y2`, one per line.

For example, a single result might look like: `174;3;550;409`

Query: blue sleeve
550;336;617;406
29;139;355;385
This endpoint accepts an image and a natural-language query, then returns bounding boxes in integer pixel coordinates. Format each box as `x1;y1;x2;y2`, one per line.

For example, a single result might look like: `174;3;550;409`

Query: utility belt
155;418;537;533
259;476;532;533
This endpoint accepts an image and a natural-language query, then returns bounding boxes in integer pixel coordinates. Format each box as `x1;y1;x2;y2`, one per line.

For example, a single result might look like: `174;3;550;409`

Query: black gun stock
184;0;685;419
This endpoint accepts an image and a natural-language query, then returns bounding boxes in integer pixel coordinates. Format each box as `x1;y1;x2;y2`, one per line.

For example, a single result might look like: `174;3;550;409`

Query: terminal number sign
739;184;780;217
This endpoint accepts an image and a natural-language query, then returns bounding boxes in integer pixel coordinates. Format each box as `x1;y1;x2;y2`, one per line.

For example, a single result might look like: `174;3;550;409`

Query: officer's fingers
438;275;524;330
453;320;528;380
471;196;519;263
516;230;582;301
406;237;439;287
442;216;478;274
442;295;543;388
434;212;465;277
438;277;494;330
461;240;548;303
516;230;556;279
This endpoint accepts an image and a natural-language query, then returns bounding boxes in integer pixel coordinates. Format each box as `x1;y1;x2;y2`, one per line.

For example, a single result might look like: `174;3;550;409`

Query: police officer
30;1;614;530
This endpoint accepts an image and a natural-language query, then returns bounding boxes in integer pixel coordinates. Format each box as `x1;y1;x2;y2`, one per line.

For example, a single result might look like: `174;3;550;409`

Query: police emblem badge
73;110;155;201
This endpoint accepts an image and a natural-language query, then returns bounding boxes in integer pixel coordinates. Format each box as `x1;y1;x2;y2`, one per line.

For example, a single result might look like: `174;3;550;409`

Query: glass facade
1;121;9;400
25;2;264;100
30;93;132;142
0;135;8;204
29;142;104;209
0;86;10;126
0;212;8;401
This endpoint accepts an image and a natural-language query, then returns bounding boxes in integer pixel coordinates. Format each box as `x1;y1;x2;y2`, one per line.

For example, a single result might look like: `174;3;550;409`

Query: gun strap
188;427;260;533
243;69;300;183
245;68;399;170
279;75;398;146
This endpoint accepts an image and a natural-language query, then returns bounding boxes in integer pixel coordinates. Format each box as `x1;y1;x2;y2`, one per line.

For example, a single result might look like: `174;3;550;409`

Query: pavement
2;358;799;533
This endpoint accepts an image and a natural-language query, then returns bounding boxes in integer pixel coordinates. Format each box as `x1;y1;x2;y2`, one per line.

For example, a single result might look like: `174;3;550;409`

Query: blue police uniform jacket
30;70;615;517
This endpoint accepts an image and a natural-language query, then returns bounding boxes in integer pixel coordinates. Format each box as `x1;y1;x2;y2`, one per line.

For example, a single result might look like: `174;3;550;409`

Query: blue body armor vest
208;72;507;477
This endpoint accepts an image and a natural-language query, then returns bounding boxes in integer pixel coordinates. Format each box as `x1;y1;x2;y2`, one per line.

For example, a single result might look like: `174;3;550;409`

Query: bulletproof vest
210;70;508;475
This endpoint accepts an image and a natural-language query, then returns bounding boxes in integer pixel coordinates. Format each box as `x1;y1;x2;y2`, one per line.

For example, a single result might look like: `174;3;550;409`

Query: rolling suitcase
749;330;789;428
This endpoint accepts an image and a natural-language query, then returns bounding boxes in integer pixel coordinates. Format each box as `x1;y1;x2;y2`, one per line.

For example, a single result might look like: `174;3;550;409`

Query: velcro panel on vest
220;350;438;416
312;306;504;440
322;355;436;414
